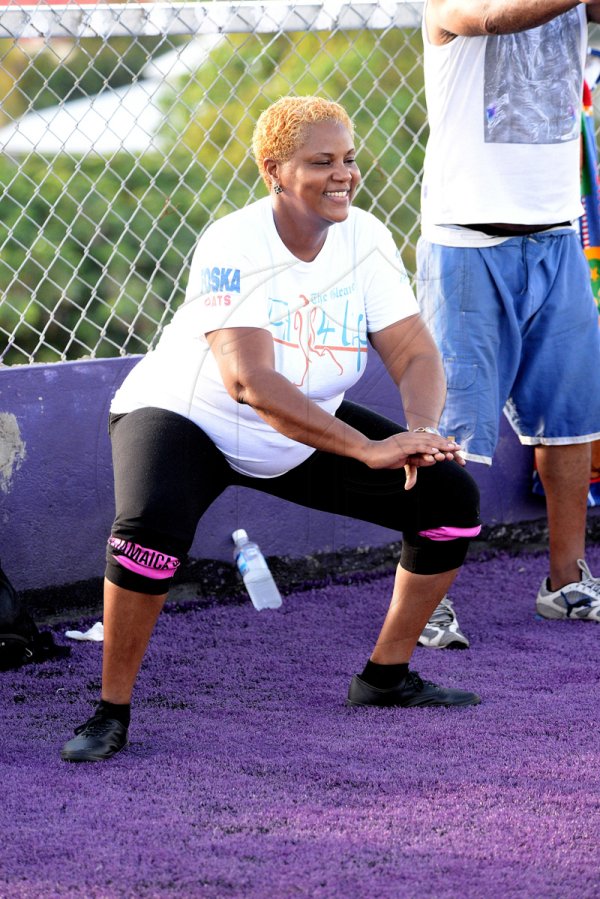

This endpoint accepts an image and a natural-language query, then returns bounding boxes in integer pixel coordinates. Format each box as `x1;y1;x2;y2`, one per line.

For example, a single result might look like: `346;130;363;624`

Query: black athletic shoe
60;713;128;762
346;670;481;708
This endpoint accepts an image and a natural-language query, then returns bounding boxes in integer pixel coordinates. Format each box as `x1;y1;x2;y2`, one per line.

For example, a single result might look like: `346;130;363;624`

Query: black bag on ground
0;562;69;670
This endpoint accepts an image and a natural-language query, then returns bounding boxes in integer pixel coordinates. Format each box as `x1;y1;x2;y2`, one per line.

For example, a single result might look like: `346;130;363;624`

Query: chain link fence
0;2;420;364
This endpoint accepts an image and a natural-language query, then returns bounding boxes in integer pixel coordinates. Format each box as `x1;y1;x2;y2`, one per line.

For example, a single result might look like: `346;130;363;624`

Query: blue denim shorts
417;230;600;463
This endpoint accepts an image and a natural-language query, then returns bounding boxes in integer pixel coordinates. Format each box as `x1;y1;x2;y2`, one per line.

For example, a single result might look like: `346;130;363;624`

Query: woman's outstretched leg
101;580;167;703
60;580;167;762
60;409;230;762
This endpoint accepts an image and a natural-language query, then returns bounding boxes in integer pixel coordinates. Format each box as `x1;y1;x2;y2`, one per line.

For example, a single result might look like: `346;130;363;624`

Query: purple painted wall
1;356;547;592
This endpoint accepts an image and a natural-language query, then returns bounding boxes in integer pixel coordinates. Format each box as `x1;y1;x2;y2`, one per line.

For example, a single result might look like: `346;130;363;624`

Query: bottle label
235;547;266;577
236;552;249;576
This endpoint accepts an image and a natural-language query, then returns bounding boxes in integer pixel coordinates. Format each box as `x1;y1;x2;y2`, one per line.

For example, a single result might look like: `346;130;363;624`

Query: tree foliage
0;29;426;365
0;35;173;126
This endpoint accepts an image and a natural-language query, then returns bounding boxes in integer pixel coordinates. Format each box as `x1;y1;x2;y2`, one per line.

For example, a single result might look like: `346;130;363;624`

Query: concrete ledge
1;355;553;593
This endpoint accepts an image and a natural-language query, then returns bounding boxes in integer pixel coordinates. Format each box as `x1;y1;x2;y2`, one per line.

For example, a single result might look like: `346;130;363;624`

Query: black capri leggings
106;402;481;594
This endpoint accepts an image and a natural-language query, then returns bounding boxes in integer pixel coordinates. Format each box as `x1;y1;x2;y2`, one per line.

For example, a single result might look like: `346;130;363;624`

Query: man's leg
508;232;600;616
415;236;512;649
535;443;590;589
534;442;600;620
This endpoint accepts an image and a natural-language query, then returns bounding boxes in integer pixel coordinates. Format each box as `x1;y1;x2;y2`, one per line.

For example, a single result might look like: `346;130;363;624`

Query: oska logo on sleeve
201;266;241;306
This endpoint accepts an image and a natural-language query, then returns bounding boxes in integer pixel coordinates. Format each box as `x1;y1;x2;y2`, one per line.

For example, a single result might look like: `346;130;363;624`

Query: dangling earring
273;183;283;195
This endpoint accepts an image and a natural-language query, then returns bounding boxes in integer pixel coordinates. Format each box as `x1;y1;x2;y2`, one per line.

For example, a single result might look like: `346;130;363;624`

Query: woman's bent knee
105;535;181;596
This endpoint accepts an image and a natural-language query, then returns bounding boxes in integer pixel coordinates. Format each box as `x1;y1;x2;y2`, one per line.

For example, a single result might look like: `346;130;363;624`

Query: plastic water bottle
232;529;282;611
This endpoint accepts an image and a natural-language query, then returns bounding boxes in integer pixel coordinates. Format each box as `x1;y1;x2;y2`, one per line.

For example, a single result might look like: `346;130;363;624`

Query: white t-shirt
111;197;418;477
420;3;586;246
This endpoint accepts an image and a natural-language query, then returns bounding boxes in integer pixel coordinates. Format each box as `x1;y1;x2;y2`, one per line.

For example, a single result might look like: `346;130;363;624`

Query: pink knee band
108;537;180;579
418;525;482;542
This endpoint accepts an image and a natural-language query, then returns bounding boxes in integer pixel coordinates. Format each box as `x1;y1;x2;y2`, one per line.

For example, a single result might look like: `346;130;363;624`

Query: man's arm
426;0;583;45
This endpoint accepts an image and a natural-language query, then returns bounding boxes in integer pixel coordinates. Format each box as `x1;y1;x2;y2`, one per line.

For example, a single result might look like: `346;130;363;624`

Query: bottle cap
232;528;248;544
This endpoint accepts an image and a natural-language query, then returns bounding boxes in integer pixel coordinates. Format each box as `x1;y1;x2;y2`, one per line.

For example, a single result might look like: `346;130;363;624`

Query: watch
412;426;442;436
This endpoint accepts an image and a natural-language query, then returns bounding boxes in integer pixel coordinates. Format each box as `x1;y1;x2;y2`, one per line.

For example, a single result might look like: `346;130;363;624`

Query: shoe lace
577;577;600;602
406;671;425;692
74;713;118;737
426;596;455;627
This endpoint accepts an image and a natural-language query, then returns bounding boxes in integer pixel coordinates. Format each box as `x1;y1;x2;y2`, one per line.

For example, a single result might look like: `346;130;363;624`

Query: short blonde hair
252;96;354;189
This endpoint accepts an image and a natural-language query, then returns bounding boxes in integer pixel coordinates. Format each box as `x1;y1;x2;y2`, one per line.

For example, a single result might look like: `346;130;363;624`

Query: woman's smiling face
274;120;361;227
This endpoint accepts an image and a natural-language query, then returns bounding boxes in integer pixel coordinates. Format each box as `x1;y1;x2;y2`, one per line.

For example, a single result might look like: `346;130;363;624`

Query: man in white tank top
416;0;600;648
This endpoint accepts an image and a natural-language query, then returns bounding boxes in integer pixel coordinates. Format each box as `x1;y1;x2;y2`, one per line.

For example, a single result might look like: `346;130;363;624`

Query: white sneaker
417;596;470;649
536;559;600;621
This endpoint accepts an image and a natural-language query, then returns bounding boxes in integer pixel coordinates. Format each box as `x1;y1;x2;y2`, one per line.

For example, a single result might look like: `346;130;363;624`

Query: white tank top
420;4;586;240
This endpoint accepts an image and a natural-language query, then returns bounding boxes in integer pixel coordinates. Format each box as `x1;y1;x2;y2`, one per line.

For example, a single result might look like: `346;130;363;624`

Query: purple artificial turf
2;546;600;898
